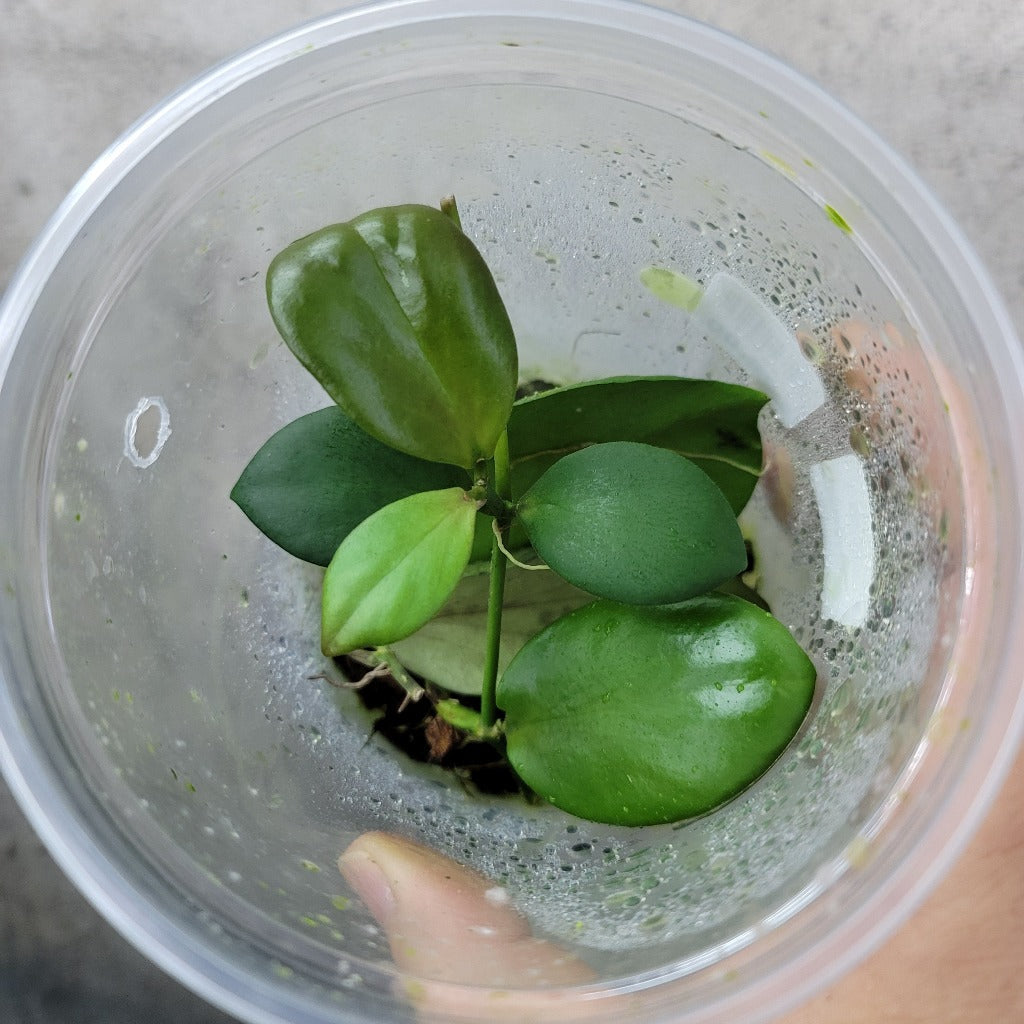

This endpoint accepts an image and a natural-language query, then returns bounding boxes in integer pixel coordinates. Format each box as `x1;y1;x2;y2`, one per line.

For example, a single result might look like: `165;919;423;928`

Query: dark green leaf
230;407;468;566
497;595;817;825
390;566;591;695
508;376;767;513
517;441;747;605
321;487;478;655
267;204;518;469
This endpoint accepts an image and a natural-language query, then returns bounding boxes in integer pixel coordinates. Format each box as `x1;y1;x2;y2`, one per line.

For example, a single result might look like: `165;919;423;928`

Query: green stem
373;647;424;707
346;647;425;707
480;430;512;728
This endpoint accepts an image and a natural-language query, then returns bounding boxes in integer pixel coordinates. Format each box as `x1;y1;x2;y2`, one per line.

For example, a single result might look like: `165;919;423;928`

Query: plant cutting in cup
231;197;816;827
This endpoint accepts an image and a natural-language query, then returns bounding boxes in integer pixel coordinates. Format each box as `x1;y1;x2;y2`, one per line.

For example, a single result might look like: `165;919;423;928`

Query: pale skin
339;749;1024;1022
338;322;1024;1022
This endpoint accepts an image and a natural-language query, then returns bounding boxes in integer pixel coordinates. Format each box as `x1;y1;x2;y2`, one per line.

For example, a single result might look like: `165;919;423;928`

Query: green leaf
267;204;518;470
321;487;478;655
517;441;747;605
230;407;468;566
390;566;592;695
507;376;767;514
497;595;816;825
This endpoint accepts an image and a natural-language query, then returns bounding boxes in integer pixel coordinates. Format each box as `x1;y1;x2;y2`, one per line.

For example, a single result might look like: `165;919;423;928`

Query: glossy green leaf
497;595;817;825
390;566;591;695
517;441;747;605
267;204;518;470
508;376;767;514
230;407;469;566
321;487;477;655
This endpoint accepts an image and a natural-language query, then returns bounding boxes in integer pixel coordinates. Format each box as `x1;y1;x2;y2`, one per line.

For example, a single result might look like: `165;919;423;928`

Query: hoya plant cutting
231;197;816;827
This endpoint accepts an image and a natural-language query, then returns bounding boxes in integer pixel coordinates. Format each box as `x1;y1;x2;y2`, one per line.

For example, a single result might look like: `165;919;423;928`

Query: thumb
338;831;595;1015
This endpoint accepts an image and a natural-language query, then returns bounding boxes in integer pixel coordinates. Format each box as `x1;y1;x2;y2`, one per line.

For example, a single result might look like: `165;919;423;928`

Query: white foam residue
484;886;511;906
124;396;171;468
693;272;827;428
809;454;875;628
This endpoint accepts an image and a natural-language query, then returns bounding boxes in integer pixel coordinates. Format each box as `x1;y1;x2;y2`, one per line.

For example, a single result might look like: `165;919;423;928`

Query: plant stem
480;533;508;728
479;430;512;728
346;647;425;709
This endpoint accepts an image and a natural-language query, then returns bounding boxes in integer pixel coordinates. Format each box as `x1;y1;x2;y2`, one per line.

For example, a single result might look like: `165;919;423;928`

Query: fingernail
338;848;397;926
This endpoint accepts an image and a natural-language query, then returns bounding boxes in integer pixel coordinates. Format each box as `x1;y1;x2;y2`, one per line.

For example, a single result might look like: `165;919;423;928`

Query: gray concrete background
0;1;1021;1021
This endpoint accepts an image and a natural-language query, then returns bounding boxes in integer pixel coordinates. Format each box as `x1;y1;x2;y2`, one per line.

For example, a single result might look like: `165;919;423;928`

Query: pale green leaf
321;487;477;655
390;566;591;695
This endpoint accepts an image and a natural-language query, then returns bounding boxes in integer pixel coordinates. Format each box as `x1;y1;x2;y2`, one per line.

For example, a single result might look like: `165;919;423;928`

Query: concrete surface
0;1;1021;1021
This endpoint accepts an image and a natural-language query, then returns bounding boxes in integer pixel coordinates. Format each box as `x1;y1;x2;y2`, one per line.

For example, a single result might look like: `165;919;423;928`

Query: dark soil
336;656;528;798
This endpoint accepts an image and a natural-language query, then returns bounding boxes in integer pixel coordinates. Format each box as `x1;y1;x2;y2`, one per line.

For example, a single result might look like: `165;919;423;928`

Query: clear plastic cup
1;3;1022;1022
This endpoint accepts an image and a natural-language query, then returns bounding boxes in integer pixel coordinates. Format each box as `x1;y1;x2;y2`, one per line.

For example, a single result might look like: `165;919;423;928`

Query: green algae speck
824;204;852;233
